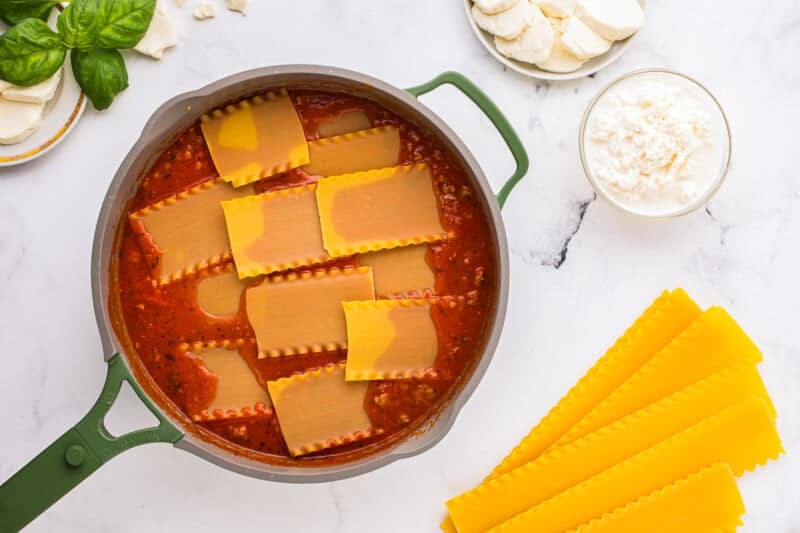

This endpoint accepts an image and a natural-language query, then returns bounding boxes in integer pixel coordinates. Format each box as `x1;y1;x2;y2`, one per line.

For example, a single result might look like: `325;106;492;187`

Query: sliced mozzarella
536;18;585;72
0;80;11;92
0;97;45;145
472;0;532;40
473;0;519;16
193;1;216;19
576;0;643;41
226;0;248;13
135;2;177;59
532;0;575;18
1;68;62;104
494;5;553;64
560;15;611;59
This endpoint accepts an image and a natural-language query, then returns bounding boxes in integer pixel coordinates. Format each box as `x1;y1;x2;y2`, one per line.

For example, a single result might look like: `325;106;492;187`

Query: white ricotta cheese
576;0;643;41
135;2;177;59
494;4;553;64
0;97;46;145
471;0;532;40
584;74;726;215
532;0;575;18
560;15;611;60
193;1;216;20
473;0;519;15
226;0;248;14
1;68;62;104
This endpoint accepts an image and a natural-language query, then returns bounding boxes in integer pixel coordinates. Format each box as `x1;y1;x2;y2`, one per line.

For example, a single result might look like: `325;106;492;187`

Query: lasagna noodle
196;264;246;317
445;364;772;533
358;244;434;297
245;267;375;358
317;164;448;257
303;125;400;177
200;90;310;187
222;184;329;279
194;345;269;418
129;179;255;284
487;398;781;533
267;362;375;456
568;463;745;533
556;306;762;447
317;110;372;138
487;289;701;480
344;299;439;381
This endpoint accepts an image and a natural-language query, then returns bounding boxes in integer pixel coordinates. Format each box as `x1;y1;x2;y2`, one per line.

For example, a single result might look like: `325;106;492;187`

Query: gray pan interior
91;65;510;482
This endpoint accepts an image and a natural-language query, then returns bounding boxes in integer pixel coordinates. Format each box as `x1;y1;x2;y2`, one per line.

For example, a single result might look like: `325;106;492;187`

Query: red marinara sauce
113;90;498;463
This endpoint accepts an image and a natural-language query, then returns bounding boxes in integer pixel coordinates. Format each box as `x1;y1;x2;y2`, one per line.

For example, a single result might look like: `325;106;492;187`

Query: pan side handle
406;71;530;209
0;354;182;532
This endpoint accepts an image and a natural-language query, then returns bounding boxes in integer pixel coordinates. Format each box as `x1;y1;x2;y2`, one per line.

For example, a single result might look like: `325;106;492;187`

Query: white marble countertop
1;0;798;531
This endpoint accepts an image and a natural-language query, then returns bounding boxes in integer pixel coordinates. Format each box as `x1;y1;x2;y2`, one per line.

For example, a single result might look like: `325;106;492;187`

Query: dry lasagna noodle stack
441;289;783;533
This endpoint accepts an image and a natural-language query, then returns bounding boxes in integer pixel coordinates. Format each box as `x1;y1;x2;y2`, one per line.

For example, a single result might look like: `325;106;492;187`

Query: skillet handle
0;354;182;532
406;71;530;209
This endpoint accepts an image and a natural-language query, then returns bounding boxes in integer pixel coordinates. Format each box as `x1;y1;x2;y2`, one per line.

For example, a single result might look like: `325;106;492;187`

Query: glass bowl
578;68;732;218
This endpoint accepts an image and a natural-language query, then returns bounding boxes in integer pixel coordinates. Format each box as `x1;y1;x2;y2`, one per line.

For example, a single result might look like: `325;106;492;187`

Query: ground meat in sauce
113;90;497;463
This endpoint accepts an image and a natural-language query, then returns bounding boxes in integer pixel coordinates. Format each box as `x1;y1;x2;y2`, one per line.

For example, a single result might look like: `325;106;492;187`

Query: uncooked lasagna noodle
316;164;448;257
568;463;744;533
317;110;372;138
556;306;762;447
486;289;701;480
444;364;771;533
189;343;270;421
267;362;378;456
129;179;255;285
484;398;781;533
344;299;439;381
195;263;247;317
358;244;434;297
245;266;376;358
303;125;400;177
200;89;310;187
222;184;329;279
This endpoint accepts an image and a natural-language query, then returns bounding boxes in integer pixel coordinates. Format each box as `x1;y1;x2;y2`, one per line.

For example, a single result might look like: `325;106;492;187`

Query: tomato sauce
113;90;498;463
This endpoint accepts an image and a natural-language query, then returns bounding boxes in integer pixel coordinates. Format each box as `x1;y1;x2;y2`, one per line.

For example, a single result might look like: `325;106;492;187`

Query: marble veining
1;0;798;531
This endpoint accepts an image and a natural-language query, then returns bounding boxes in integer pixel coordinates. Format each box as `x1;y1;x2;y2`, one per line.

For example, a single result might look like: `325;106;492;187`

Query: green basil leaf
58;0;101;49
0;18;65;86
0;0;59;25
71;47;128;110
95;0;156;49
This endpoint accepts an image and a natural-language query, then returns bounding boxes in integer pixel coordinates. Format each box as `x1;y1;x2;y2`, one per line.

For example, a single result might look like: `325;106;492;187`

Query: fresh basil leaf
0;0;59;25
58;0;101;49
71;47;128;110
96;0;156;49
0;18;65;86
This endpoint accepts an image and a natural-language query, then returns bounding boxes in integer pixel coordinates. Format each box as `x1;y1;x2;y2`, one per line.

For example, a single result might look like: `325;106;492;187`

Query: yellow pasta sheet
487;397;781;532
317;164;448;257
556;306;762;447
568;463;744;533
196;264;247;317
317;110;372;138
303;125;400;177
129;179;255;285
358;244;434;297
268;362;376;456
222;184;329;279
487;289;701;480
201;90;310;187
245;266;375;358
445;364;771;533
344;299;439;381
191;343;269;421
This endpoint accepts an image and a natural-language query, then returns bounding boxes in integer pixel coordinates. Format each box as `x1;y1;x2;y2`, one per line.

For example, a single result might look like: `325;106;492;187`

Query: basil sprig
0;0;155;110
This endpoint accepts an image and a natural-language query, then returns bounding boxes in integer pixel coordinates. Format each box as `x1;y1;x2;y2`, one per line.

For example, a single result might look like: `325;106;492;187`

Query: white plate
0;10;87;167
463;0;646;81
